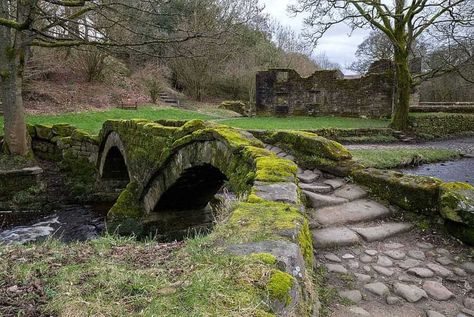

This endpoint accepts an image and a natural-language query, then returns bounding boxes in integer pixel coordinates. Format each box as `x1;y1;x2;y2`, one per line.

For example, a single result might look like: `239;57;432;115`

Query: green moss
35;124;53;140
439;182;474;226
254;156;297;183
250;253;277;265
263;130;352;161
51;124;76;137
267;270;294;306
60;150;97;197
227;201;305;244
298;219;314;268
352;168;442;213
107;182;144;236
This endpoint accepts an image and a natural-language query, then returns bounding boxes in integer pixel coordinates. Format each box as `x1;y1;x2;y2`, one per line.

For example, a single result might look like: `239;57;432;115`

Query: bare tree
291;0;474;130
0;0;261;155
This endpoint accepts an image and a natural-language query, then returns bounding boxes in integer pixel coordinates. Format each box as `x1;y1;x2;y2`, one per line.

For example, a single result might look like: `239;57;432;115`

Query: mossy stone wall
409;113;474;138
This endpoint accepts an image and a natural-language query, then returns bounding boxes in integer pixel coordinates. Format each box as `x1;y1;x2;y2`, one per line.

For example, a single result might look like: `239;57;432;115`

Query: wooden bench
120;98;138;110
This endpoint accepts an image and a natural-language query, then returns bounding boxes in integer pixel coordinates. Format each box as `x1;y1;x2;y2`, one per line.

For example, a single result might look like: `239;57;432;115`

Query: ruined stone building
256;60;418;118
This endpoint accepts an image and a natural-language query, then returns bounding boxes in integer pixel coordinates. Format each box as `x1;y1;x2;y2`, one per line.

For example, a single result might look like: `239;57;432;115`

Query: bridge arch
98;132;131;183
140;139;248;239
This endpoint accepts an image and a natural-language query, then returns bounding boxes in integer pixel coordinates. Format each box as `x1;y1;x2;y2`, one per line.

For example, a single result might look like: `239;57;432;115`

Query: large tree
291;0;474;130
0;0;260;155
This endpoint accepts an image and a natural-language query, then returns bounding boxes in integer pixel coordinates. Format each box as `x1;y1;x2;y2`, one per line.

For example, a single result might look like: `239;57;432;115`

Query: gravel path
345;136;474;155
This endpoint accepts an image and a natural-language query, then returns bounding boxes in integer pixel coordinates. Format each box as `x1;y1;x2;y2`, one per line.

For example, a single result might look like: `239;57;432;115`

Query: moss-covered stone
439;182;474;226
250;253;278;265
107;181;144;236
352;168;442;213
267;270;294;306
261;130;352;161
35;124;53;140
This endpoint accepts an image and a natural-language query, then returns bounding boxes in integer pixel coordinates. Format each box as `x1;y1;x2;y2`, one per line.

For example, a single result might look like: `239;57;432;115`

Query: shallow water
0;203;110;245
399;158;474;184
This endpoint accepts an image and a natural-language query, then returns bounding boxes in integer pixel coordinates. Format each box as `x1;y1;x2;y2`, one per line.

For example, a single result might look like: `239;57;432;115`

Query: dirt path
345;136;474;155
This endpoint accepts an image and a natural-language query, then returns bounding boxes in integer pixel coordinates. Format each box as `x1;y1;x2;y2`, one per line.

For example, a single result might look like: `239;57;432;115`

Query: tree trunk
390;47;412;131
0;1;29;156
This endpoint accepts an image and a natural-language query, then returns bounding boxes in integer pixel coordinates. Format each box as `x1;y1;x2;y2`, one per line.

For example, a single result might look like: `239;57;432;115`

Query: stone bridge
96;119;307;237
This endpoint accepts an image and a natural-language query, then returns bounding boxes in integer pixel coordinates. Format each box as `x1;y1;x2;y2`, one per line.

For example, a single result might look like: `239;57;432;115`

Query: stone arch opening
147;163;228;241
102;146;130;181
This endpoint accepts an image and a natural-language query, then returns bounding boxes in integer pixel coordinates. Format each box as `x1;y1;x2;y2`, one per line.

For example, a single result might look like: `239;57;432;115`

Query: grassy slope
0;106;217;134
0;235;273;316
219;116;389;130
0;108;390;135
351;148;461;169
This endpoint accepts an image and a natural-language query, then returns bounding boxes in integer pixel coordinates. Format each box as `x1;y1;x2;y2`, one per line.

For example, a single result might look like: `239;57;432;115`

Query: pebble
384;250;406;260
454;267;468;277
408;267;435;278
399;258;422;269
398;274;422;284
426;310;446;317
426;263;453;277
417;242;434;249
326;264;348;274
461;308;474;317
348;260;360;269
364;282;389;296
324;253;342;263
394;282;428;303
342;253;355;259
377;255;393;267
464;298;474;310
354;273;371;283
363;265;371;273
365;250;378;256
386;296;402;305
348;306;370;316
436;256;454;266
373;265;394;277
436;248;450;257
462;262;474;274
384;242;404;249
422;281;454;300
407;250;426;260
360;255;373;263
339;290;362;303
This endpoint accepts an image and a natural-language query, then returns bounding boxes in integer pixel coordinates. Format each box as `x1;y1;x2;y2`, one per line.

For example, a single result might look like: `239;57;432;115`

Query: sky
261;0;370;74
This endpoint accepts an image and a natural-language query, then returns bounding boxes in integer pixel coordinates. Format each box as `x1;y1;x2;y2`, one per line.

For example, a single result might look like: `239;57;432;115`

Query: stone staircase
264;143;474;317
264;143;413;250
159;92;180;106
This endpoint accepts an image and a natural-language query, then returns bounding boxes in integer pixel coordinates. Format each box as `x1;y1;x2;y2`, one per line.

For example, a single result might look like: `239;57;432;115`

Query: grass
0;106;218;134
219;116;389;130
351;148;461;169
0;234;274;316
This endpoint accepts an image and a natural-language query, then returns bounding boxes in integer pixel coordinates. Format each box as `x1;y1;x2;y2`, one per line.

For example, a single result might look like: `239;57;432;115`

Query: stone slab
254;182;299;204
351;222;413;242
312;227;360;248
334;184;368;201
300;183;333;194
313;199;390;227
304;191;348;209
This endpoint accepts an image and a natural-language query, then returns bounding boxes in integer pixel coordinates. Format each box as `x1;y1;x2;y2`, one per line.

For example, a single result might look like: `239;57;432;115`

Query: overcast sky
261;0;369;74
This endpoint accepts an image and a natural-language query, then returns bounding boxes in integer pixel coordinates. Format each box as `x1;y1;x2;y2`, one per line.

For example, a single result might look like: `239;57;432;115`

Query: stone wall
29;124;99;163
256;67;395;118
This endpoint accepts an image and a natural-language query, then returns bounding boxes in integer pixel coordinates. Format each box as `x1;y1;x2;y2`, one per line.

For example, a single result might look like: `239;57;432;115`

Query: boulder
439;182;474;227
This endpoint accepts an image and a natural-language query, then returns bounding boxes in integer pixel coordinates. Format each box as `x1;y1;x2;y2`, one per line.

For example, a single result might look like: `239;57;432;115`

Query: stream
0;203;111;245
398;157;474;185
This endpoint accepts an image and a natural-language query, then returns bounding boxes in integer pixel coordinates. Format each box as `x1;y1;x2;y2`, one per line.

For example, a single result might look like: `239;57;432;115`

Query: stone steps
312;222;414;249
311;199;390;227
